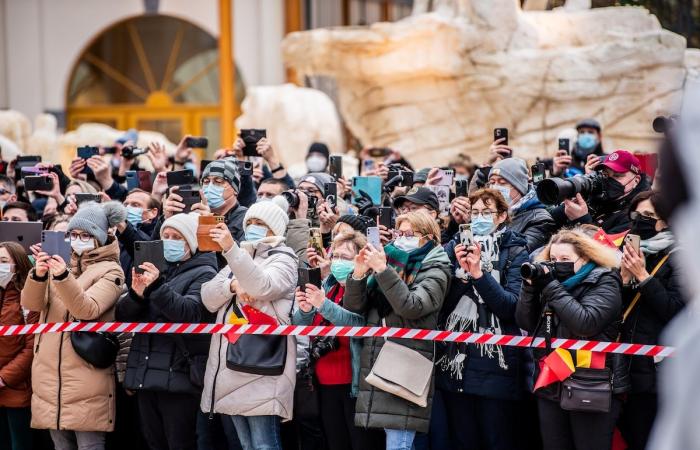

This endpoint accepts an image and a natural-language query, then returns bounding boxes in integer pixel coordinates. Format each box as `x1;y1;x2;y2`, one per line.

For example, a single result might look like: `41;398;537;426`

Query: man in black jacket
116;189;161;286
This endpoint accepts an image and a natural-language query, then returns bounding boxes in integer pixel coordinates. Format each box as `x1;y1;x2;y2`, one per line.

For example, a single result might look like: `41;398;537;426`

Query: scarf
561;262;596;289
439;230;508;378
510;187;538;215
367;241;435;318
640;230;675;256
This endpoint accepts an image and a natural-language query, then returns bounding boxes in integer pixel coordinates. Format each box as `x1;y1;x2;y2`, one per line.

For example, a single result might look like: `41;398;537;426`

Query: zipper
208;300;234;419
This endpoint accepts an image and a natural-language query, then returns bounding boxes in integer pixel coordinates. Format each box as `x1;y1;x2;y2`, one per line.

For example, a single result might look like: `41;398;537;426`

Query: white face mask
0;263;14;289
394;236;420;252
71;239;96;256
306;155;327;173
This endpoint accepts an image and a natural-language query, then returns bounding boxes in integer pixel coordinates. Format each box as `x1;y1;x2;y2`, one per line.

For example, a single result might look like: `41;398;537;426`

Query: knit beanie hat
490;158;529;196
337;214;375;234
300;172;335;196
161;213;199;253
244;196;289;237
202;158;241;193
68;201;126;246
307;142;330;160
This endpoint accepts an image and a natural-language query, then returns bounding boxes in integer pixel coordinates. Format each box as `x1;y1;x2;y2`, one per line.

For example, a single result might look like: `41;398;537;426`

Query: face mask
306;155;327;173
630;215;659;240
492;185;512;205
203;183;226;209
553;262;576;282
0;263;14;289
577;133;598;151
394;236;420;252
602;177;627;201
245;224;269;242
163;239;187;262
471;216;495;236
330;259;355;282
126;206;143;226
71;239;95;256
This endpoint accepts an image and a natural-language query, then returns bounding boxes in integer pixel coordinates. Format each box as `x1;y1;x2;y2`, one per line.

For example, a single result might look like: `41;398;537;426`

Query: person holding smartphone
617;191;686;450
200;197;298;450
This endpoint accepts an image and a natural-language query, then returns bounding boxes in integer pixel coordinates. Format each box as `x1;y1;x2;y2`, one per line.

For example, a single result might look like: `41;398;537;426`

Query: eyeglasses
392;230;422;238
398;204;427;214
69;231;92;242
470;210;495;219
630;211;658;221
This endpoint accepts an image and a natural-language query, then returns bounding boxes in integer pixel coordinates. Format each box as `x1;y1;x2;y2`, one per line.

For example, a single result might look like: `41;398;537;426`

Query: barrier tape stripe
0;322;674;357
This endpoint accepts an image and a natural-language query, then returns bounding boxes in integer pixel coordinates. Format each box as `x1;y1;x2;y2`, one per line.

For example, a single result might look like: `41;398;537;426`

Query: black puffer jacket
620;248;685;393
516;267;626;396
509;196;557;252
116;251;217;394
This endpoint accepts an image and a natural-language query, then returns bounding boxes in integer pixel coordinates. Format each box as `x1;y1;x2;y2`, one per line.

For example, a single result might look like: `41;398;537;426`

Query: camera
520;262;554;282
536;172;605;205
310;336;339;361
121;145;147;159
282;190;300;209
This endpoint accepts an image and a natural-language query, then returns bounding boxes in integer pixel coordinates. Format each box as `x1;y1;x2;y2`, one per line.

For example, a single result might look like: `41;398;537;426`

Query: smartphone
20;166;48;178
386;170;414;187
625;234;641;254
134;241;167;274
41;231;71;263
459;224;473;247
179;188;201;213
366;226;381;249
77;146;99;160
329;156;343;180
308;228;325;257
558;138;571;155
126;170;153;191
166;169;195;188
531;163;546;184
494;128;509;146
306;196;319;224
236;160;253;176
17;155;41;163
24;175;53;191
185;137;208;149
103;146;118;155
197;215;225;252
455;179;468;198
352;176;383;206
368;147;390;158
298;267;322;291
15;160;43;180
240;129;266;157
379;207;394;229
324;182;338;211
437;168;455;187
74;193;101;205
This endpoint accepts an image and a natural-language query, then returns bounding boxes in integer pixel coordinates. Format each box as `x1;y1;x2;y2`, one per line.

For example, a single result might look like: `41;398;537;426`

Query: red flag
534;348;575;391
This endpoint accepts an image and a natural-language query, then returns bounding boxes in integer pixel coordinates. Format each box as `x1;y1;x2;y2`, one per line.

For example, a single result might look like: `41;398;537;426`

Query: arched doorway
65;14;245;152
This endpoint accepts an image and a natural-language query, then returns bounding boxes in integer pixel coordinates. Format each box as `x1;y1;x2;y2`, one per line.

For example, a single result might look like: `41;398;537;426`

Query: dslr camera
536;172;605;205
121;145;148;159
520;262;555;282
310;336;339;361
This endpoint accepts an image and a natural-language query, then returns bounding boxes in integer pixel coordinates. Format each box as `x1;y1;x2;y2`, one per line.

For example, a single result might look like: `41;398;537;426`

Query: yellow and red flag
593;228;629;249
534;348;575;391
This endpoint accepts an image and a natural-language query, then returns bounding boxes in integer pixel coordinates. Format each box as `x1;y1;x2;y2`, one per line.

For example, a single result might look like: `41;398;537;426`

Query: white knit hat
244;196;289;237
161;213;199;253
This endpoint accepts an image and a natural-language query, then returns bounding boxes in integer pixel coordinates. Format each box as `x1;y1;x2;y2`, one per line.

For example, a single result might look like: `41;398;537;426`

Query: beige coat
200;237;298;420
21;239;124;432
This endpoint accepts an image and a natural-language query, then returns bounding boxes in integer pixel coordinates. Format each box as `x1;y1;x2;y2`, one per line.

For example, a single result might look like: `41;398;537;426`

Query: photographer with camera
294;231;383;450
542;150;650;234
551;119;606;177
515;230;624;450
434;188;529;450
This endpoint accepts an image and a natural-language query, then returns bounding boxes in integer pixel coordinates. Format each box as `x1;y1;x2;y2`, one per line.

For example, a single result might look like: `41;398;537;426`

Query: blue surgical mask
471;216;495;236
245;224;269;242
126;206;143;226
163;239;187;262
577;133;598;151
203;183;226;209
492;185;512;206
330;259;355;282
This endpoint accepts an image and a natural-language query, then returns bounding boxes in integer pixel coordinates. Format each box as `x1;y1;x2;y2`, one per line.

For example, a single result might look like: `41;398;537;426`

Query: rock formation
283;0;700;166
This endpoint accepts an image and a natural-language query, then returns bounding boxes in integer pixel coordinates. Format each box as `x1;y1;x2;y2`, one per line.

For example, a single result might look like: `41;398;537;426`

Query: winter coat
200;238;298;420
620;248;686;393
516;266;626;396
436;230;530;400
0;283;38;408
21;239;125;432
116;251;217;395
344;245;451;433
286;218;310;266
509;197;557;252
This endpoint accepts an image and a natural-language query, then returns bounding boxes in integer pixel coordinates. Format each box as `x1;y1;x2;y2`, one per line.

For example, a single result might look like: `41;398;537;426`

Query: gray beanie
67;201;126;245
490;158;529;196
300;172;335;196
202;157;241;193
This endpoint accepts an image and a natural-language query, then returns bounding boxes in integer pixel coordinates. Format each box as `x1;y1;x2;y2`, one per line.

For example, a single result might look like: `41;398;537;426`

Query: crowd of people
0;118;685;450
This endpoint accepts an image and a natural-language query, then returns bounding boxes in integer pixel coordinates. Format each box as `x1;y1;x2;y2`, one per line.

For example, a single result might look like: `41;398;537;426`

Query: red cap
600;150;640;174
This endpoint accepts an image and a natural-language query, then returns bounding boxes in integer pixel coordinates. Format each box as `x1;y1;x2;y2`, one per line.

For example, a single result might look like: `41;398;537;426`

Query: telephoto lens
281;190;300;209
520;262;552;281
536;172;605;205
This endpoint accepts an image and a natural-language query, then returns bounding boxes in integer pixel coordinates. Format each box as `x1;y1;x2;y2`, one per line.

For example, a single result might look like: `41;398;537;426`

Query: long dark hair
0;242;32;289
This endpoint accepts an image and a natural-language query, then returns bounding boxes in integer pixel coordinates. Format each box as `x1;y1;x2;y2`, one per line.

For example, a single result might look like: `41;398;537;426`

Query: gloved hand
354;190;378;217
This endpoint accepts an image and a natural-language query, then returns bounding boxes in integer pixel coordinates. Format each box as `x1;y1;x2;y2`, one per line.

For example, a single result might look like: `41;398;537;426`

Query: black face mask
630;215;659;240
553;262;576;282
603;177;627;201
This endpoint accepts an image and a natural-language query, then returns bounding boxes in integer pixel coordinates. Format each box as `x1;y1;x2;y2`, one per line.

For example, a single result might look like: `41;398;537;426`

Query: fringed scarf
438;229;509;380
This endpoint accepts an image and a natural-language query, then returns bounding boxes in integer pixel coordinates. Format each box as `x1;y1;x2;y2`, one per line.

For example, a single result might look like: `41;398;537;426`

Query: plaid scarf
367;241;435;318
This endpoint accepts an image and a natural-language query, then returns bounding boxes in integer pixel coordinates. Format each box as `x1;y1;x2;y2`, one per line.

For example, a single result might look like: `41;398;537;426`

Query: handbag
173;334;207;388
70;327;119;369
560;367;612;413
365;319;433;407
226;300;289;376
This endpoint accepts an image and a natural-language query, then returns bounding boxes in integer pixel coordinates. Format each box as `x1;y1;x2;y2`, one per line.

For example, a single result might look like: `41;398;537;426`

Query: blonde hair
396;211;441;245
537;229;619;269
332;231;367;254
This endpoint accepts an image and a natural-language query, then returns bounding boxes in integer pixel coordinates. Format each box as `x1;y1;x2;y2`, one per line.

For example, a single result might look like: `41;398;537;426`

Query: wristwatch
271;164;285;174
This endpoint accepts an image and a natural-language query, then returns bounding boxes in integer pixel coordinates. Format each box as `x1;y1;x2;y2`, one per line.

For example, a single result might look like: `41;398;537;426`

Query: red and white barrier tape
0;322;674;357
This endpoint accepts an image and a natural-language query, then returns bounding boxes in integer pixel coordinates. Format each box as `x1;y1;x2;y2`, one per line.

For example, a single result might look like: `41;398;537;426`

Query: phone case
180;189;201;213
308;228;325;257
298;267;322;290
329;156;343;180
366;227;381;248
166;170;195;187
133;241;167;274
126;171;139;191
42;231;72;263
240;129;266;157
352;176;383;206
197;215;225;252
138;171;153;192
24;175;52;191
459;224;473;247
74;193;101;205
379;207;393;229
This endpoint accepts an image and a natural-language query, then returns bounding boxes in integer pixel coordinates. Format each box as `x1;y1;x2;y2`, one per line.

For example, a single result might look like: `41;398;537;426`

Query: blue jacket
436;229;530;400
292;277;364;397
